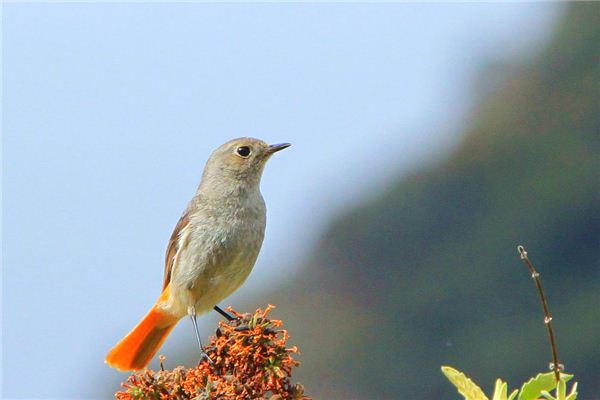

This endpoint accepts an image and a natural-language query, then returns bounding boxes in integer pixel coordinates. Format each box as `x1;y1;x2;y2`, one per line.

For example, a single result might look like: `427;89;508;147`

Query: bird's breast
169;197;266;314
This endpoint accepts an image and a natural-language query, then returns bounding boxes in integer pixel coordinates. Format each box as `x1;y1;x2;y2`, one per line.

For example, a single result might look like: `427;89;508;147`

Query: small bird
105;137;290;371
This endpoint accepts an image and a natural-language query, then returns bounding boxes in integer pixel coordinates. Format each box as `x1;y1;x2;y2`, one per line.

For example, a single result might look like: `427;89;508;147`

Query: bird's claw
198;349;214;366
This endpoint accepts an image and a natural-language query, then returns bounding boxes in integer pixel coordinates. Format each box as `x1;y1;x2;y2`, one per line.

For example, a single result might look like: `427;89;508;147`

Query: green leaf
540;390;556;400
518;372;573;400
508;389;519;400
557;379;567;400
492;379;508;400
441;366;489;400
566;382;578;400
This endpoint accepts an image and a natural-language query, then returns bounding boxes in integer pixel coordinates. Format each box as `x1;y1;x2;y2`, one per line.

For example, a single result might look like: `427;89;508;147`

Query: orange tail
105;292;179;371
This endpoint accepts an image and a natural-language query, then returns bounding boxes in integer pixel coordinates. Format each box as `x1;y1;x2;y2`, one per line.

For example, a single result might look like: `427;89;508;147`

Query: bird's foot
198;348;214;366
213;305;236;322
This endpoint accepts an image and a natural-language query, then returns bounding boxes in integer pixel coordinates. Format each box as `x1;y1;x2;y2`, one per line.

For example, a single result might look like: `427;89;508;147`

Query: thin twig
517;245;561;382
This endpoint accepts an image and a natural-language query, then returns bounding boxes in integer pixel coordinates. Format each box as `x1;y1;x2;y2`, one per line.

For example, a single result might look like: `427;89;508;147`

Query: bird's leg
188;306;213;364
213;305;236;322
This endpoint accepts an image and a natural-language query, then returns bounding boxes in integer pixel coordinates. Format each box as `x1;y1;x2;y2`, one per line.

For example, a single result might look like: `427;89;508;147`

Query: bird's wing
163;209;191;290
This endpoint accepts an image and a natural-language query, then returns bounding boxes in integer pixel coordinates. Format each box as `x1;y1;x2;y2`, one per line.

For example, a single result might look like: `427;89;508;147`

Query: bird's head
200;137;291;195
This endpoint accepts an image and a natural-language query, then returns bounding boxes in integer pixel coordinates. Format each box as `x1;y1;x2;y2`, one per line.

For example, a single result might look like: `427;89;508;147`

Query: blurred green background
257;5;600;399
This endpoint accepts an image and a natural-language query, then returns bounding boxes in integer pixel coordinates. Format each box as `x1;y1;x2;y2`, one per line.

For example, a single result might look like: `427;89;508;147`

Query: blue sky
2;3;560;398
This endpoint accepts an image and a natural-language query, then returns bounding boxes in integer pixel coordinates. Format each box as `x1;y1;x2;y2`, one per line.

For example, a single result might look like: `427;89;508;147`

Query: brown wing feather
163;211;190;290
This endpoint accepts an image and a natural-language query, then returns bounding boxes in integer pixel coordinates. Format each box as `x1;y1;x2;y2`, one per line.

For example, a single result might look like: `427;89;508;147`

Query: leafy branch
441;246;578;400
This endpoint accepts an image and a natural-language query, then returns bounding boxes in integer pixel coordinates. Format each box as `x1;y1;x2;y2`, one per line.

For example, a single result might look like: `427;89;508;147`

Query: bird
105;137;291;371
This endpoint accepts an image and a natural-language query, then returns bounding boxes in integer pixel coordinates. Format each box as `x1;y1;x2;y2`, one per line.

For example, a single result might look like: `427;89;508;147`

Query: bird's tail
105;290;179;371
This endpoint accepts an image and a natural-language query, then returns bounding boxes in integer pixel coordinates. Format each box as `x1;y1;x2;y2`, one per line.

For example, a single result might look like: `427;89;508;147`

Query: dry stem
517;245;561;382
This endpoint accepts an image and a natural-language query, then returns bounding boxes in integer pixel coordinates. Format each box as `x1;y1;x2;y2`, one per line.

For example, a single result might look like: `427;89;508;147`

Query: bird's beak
268;143;291;153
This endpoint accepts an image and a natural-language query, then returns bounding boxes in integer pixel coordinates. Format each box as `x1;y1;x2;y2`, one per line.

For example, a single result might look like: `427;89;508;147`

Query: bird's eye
236;146;251;157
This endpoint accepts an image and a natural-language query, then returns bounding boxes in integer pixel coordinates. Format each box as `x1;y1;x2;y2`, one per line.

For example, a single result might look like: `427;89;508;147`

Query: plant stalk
517;245;561;382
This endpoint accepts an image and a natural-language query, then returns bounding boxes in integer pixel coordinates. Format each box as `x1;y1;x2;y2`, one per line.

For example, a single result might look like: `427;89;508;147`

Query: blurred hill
257;4;599;399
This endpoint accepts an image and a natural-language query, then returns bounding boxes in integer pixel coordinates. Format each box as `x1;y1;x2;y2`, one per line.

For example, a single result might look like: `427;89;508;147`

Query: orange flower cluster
116;305;310;400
